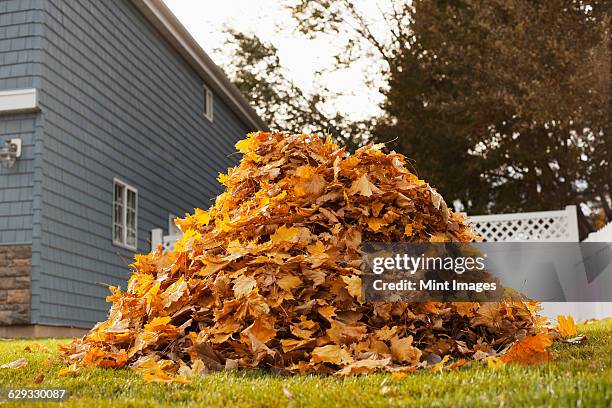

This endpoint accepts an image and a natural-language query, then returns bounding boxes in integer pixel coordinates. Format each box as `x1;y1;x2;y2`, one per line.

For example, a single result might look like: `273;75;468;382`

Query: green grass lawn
0;319;610;408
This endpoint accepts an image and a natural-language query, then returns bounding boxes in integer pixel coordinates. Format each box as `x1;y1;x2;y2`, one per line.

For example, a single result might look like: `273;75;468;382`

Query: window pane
203;88;208;113
127;189;136;211
126;229;136;247
203;86;213;119
114;224;123;242
114;202;123;223
114;183;123;203
126;209;135;230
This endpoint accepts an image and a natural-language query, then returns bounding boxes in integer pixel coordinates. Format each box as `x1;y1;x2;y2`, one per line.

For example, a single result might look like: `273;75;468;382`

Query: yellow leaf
58;363;79;376
270;225;302;245
193;208;211;227
174;229;201;252
367;218;388;232
235;134;261;153
294;165;326;197
429;233;448;242
277;274;302;292
144;316;172;331
217;172;230;186
307;240;326;256
341;275;363;302
557;315;577;337
486;356;505;370
429;355;450;372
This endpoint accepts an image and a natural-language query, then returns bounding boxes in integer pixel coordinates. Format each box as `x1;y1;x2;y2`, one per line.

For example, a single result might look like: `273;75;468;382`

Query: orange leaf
501;333;552;365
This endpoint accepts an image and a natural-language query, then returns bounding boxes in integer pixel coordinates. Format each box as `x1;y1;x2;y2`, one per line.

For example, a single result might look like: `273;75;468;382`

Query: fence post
565;205;579;242
151;228;163;251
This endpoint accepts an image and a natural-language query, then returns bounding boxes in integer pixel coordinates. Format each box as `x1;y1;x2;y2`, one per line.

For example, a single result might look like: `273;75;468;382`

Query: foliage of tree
289;0;610;234
221;30;370;150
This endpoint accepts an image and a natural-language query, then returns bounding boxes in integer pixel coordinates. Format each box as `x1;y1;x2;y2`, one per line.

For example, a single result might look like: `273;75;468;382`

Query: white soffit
0;88;39;114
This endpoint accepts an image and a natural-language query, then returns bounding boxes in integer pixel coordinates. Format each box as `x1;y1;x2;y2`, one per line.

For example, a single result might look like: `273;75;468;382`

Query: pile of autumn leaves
61;132;554;382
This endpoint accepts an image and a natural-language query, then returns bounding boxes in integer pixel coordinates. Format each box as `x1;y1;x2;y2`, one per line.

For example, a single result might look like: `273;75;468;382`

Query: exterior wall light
0;138;21;168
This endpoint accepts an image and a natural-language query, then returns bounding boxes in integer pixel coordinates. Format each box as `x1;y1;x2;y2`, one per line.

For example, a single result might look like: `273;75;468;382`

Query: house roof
131;0;268;131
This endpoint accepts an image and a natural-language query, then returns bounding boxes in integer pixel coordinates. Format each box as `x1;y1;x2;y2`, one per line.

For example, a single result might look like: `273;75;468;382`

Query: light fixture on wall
0;138;21;168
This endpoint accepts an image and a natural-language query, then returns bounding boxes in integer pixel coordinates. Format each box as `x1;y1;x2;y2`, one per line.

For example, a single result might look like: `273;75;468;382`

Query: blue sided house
0;0;266;337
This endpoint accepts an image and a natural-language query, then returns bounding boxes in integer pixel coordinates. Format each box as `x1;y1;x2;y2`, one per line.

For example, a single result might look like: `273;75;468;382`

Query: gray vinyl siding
31;0;251;327
0;0;44;245
0;115;36;244
0;0;43;90
0;0;45;325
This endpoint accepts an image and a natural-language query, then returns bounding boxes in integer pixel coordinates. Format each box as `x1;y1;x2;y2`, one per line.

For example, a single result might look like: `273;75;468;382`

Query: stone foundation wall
0;245;31;325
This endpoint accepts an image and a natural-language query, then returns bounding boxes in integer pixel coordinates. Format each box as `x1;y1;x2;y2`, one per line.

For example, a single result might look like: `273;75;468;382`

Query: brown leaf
348;174;379;196
311;345;352;365
390;336;422;364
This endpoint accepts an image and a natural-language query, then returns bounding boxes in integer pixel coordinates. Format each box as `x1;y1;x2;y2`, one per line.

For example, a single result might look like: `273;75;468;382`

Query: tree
289;0;610;233
220;30;371;150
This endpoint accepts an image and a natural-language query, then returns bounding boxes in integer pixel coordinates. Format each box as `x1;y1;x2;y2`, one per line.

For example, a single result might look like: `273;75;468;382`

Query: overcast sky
162;0;385;120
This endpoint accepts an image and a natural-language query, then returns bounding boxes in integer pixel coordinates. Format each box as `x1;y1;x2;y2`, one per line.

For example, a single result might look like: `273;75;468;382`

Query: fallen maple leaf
557;315;578;337
501;333;552;365
311;344;352;365
390;336;422;364
341;275;363;302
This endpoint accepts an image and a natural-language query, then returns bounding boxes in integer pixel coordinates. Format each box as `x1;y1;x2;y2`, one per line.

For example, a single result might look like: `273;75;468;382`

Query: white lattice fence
467;205;579;242
152;206;581;250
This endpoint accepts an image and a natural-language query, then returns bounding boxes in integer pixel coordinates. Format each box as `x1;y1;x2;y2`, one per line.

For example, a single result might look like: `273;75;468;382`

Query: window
203;84;213;121
113;179;138;250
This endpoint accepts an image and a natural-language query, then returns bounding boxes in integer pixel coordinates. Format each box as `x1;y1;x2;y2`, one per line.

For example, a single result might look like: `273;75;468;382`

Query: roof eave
131;0;269;131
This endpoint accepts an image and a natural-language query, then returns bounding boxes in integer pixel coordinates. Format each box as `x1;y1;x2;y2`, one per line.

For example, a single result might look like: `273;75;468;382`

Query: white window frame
203;84;214;121
112;178;138;250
